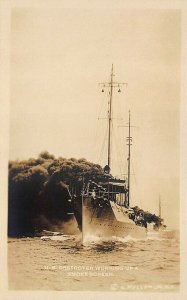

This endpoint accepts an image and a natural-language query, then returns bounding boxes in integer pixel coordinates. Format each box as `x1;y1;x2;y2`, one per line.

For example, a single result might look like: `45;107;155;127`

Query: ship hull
82;196;146;240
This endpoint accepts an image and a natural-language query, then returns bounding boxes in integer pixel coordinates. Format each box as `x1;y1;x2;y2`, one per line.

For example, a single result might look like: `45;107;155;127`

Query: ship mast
108;64;114;169
126;110;132;207
100;65;127;173
159;194;161;218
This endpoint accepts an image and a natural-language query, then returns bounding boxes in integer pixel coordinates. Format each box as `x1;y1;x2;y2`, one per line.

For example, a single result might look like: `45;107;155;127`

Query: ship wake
82;233;148;252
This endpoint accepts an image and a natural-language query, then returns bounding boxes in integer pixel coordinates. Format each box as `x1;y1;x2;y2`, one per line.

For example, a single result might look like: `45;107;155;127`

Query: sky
10;8;181;228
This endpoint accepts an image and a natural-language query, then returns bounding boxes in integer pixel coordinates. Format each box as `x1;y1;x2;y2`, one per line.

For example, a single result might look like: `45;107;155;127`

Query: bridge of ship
86;179;128;207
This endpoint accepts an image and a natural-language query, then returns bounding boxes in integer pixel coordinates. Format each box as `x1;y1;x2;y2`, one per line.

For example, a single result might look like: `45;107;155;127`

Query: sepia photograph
0;0;187;299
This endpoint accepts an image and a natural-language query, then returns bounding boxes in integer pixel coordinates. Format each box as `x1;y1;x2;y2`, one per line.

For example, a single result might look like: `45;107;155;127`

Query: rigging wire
98;124;108;166
93;90;108;163
131;158;142;209
112;122;123;177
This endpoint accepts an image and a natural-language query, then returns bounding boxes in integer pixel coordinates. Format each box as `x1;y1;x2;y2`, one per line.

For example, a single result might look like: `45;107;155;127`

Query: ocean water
8;233;180;292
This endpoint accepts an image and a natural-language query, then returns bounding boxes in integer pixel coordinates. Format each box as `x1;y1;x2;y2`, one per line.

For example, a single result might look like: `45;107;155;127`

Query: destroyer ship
74;66;147;240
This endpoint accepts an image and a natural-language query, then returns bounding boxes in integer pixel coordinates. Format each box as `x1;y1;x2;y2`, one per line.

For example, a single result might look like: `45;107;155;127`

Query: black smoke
131;206;165;228
8;151;104;237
